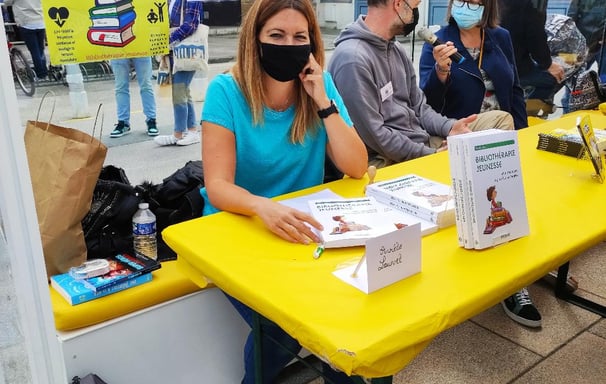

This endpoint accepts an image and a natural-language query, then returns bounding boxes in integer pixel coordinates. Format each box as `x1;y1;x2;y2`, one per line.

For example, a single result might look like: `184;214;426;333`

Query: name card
333;223;422;294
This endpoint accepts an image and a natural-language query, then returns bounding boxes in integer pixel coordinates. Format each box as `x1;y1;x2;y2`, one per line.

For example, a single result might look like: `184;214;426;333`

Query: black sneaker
146;118;159;136
110;121;131;138
501;288;542;328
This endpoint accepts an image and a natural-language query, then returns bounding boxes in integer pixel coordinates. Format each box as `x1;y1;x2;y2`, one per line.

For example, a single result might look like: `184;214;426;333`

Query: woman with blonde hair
200;0;367;382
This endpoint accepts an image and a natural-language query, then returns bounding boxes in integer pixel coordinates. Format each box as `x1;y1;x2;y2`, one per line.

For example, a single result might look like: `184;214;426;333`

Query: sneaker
176;131;200;146
154;134;178;146
110;121;131;138
501;288;542;328
146;118;159;136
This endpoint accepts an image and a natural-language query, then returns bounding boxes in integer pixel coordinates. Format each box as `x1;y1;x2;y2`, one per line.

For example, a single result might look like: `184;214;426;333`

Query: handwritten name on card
333;223;422;294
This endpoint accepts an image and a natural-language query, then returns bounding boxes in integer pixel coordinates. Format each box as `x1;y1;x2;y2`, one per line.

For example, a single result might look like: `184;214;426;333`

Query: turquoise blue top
200;72;353;215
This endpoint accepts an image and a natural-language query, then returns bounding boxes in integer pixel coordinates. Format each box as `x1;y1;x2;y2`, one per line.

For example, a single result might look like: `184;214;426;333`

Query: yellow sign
42;0;169;65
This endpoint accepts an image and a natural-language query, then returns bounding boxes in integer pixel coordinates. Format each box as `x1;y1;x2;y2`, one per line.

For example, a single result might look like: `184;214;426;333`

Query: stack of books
536;126;606;159
447;129;529;250
365;174;456;229
87;0;136;47
51;253;161;305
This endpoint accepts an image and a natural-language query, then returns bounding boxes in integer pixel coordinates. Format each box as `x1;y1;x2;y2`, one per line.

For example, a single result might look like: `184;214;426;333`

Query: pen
313;243;325;259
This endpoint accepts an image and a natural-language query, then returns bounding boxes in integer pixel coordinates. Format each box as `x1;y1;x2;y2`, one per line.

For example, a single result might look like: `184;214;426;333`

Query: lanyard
477;28;485;70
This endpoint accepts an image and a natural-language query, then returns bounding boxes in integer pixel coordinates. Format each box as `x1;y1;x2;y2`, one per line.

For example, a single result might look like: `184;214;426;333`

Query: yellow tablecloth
164;111;606;378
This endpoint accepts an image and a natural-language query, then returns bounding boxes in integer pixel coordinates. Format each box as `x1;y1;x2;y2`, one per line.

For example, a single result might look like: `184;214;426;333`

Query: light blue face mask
451;1;484;29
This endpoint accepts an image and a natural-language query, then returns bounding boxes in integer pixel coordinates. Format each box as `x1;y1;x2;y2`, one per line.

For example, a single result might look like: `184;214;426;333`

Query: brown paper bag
24;120;107;278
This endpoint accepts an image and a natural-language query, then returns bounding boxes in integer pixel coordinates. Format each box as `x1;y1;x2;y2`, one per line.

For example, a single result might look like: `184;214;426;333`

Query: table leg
252;311;263;384
555;262;606;317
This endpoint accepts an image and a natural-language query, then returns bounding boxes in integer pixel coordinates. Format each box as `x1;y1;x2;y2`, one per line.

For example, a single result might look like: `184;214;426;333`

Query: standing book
308;196;438;248
50;271;153;306
365;174;456;228
451;129;529;249
576;114;605;183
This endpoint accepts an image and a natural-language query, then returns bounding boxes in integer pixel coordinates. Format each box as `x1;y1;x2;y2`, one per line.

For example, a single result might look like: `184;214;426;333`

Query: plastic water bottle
132;202;157;260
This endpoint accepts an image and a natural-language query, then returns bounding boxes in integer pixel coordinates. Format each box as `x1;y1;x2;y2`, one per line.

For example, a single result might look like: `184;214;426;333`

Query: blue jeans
519;63;563;103
19;27;47;79
225;294;359;384
110;57;156;124
225;294;302;384
172;70;197;133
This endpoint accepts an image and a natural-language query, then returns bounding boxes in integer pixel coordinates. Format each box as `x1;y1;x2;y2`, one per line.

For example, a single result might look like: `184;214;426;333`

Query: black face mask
402;7;419;36
259;43;311;82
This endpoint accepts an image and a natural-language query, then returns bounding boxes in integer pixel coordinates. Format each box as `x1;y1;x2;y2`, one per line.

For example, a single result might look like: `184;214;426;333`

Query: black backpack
82;165;140;260
135;160;205;260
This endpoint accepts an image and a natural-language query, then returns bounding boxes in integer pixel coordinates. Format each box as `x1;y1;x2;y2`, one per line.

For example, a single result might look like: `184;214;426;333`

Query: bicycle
8;41;35;96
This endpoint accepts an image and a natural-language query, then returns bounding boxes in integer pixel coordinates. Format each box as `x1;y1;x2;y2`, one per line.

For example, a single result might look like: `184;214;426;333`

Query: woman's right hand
254;198;323;244
432;41;457;73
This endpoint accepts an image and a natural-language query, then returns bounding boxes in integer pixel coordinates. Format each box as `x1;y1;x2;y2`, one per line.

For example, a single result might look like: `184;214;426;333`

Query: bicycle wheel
10;49;36;97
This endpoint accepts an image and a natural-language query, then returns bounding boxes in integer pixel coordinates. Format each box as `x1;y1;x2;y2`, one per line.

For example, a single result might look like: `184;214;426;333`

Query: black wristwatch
317;100;339;119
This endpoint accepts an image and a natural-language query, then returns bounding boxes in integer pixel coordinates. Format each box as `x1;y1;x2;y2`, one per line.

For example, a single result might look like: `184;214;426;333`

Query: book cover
447;134;472;248
308;196;437;248
576;114;605;183
50;272;153;306
87;22;135;47
365;174;455;228
536;127;606;159
460;130;529;249
90;10;136;29
89;0;134;17
81;253;161;292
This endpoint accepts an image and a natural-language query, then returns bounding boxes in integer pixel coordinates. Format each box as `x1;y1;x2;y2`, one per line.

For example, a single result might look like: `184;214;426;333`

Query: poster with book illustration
42;0;169;64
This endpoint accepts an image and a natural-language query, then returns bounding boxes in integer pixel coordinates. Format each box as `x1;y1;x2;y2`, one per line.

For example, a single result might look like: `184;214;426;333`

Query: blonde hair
232;0;325;143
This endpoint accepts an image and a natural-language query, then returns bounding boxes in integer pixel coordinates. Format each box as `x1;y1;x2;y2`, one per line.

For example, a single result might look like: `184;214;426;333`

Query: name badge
380;81;393;102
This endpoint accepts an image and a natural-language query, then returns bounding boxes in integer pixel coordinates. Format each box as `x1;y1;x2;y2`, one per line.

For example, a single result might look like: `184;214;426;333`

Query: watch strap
317;100;339;119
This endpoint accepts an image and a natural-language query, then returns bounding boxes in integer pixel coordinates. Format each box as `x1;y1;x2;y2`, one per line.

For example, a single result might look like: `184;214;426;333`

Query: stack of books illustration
87;0;136;47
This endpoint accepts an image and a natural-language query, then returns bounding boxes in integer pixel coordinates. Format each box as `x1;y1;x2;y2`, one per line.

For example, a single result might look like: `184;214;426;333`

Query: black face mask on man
259;43;311;82
402;7;419;36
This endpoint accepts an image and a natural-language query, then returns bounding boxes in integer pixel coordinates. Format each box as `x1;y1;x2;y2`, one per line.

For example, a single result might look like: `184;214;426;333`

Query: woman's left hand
300;54;328;107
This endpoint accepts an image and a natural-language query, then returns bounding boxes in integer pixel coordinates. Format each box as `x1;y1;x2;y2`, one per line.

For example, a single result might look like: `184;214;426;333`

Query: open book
307;196;437;248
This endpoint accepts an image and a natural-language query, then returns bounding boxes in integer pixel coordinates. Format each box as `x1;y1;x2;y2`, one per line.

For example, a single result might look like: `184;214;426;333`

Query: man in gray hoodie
328;0;512;167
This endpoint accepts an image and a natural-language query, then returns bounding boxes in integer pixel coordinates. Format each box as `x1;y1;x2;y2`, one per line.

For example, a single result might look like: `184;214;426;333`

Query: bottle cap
139;202;149;209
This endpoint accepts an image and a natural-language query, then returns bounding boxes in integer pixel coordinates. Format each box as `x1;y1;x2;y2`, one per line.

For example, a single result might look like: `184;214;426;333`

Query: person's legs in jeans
19;27;48;79
110;59;132;125
225;294;302;384
172;70;196;137
519;65;562;103
598;43;606;81
131;57;156;122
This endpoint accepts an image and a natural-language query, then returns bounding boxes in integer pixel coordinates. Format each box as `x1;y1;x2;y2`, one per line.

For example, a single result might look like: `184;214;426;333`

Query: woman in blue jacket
420;0;540;329
419;0;528;130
